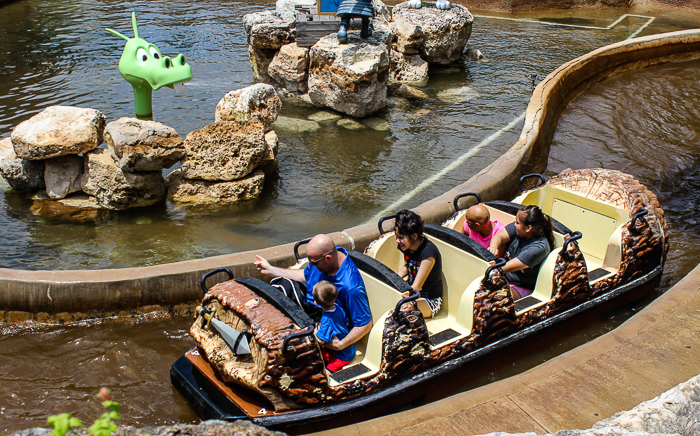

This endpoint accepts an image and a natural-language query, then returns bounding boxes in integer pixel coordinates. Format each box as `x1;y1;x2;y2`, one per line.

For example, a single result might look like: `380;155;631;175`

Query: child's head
465;204;491;232
313;280;337;310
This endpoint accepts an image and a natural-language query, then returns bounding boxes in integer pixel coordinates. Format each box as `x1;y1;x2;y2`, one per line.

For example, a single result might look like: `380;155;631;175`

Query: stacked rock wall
165;83;281;204
0;84;283;213
5;106;103;203
0;106;176;211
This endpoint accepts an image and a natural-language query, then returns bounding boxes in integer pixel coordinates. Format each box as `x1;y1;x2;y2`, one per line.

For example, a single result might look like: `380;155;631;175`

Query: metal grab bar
293;238;313;261
393;289;420;319
378;214;398;235
452;192;482;212
200;268;234;294
482;258;507;284
279;325;316;359
518;173;546;192
561;231;583;253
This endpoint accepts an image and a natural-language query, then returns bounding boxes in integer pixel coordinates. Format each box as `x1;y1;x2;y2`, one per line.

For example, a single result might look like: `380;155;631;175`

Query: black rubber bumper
170;351;247;421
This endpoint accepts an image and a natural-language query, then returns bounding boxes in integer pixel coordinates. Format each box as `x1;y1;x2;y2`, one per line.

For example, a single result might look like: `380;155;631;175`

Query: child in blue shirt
313;281;356;372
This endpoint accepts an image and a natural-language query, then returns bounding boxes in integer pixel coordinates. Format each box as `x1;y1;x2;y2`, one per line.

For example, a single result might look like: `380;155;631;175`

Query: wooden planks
185;348;279;419
296;13;341;47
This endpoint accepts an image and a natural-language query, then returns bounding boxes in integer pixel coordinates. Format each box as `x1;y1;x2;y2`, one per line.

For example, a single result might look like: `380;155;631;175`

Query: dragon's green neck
132;81;153;121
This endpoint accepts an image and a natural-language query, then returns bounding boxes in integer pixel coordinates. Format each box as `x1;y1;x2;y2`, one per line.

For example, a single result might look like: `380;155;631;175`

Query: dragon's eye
136;48;148;62
148;46;160;60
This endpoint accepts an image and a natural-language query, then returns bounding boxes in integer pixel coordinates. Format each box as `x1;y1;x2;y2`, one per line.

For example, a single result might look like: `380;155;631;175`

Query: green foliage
87;397;120;436
47;413;84;436
47;388;130;436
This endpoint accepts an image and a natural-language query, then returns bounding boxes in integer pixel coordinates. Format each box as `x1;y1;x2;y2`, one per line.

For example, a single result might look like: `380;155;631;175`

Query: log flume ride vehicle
171;168;669;430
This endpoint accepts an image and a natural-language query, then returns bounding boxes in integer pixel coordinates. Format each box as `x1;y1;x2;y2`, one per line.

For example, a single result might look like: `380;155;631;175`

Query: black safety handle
393;289;420;319
200;268;234;294
561;231;582;253
452;192;482;213
378;214;397;235
631;208;648;233
519;174;546;192
632;208;649;227
482;258;507;284
279;325;316;359
293;238;313;261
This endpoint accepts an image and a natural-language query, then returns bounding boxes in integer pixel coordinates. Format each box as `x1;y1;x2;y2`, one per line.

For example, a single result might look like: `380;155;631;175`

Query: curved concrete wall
456;0;700;13
3;29;700;324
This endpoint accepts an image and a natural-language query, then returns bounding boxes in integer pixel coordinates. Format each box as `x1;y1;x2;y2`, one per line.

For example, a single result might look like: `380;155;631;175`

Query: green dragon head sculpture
106;13;193;120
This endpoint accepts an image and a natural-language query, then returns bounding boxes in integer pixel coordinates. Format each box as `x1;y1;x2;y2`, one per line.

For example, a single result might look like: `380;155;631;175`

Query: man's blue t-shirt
304;247;372;329
316;305;356;362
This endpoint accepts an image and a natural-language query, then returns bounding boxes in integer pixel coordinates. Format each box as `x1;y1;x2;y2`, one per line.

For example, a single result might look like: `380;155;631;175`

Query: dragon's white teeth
173;82;187;94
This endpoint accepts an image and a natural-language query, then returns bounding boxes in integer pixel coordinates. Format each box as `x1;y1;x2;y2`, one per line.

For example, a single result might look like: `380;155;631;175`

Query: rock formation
11;106;105;160
0;106;187;212
392;2;473;64
244;10;296;49
44;155;83;199
104;118;185;172
0;137;45;191
389;50;429;85
215;84;283;129
308;30;391;117
244;10;296;83
391;16;425;54
268;43;310;93
165;169;265;204
243;0;474;117
167;83;282;205
0;84;281;214
180;121;269;181
81;149;166;210
30;192;106;223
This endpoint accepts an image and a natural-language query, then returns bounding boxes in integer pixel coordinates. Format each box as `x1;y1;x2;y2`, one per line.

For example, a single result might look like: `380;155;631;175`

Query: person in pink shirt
462;204;506;249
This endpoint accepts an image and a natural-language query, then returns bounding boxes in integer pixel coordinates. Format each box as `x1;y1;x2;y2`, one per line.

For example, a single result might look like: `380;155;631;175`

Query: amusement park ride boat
170;168;668;430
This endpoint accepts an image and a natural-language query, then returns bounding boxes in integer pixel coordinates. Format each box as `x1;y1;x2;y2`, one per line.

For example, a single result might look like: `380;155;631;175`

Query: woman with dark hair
488;205;554;300
394;210;443;318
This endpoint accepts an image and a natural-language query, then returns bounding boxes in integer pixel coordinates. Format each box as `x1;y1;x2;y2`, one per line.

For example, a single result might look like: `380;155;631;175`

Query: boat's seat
513;185;629;282
326;250;410;385
442;204;516;234
364;226;495;349
423;224;494;262
511;248;560;314
421;225;494;337
485;201;569;247
236;276;314;328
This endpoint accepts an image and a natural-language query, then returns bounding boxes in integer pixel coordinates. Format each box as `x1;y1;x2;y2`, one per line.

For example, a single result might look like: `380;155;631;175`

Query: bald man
463;204;506;249
255;234;372;351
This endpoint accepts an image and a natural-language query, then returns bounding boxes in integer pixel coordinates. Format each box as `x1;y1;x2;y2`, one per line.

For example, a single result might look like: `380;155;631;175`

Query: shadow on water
3;1;700;434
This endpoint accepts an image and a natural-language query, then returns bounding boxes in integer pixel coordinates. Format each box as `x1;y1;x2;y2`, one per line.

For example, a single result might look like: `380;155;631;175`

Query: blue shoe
337;22;348;44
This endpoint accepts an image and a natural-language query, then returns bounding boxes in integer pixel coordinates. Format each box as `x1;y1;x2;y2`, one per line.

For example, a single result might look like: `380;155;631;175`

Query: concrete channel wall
459;0;700;13
3;29;700;325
